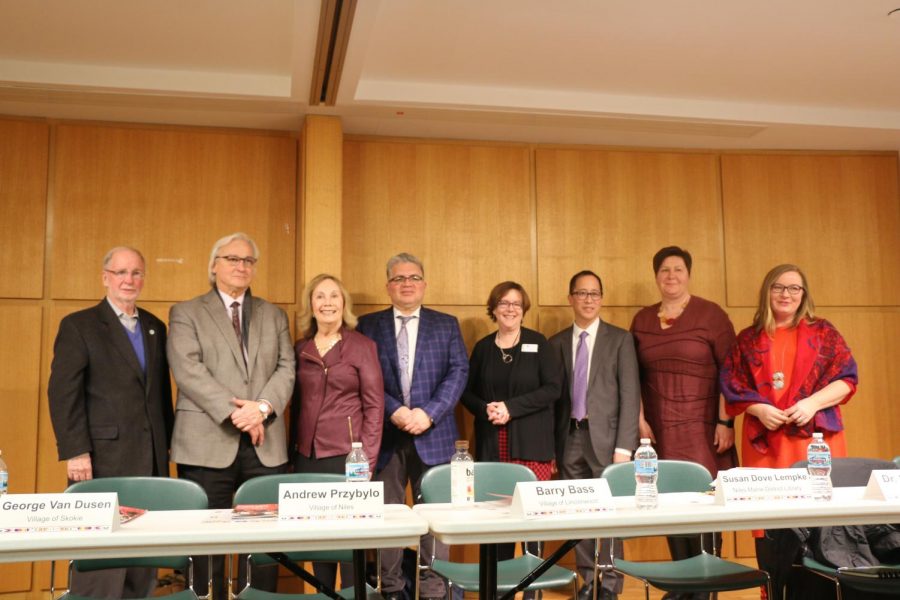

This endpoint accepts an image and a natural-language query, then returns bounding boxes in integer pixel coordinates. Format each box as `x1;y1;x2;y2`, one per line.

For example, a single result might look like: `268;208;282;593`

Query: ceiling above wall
1;0;900;151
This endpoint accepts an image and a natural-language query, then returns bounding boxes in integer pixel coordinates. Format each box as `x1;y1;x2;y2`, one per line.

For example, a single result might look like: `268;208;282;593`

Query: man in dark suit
357;252;469;600
549;270;640;600
48;246;173;598
167;232;295;599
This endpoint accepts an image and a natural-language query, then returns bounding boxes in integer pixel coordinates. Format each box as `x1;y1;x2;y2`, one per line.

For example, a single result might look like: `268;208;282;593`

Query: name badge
714;468;812;504
521;344;539;353
511;478;614;518
278;482;384;521
863;470;900;501
0;493;120;533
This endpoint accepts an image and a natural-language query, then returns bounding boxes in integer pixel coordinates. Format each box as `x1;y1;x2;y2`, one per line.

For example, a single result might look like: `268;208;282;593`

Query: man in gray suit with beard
49;246;173;598
168;232;295;599
549;270;640;600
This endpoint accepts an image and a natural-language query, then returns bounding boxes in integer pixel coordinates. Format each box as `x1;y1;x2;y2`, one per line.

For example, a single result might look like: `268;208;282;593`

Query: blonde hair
297;274;358;339
752;263;817;337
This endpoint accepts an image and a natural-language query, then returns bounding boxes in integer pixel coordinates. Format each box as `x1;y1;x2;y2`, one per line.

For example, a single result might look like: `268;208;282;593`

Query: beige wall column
299;115;344;286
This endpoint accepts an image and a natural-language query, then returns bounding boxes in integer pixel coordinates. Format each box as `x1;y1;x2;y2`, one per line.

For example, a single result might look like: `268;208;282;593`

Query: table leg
497;539;581;600
479;543;498;600
352;549;367;600
267;552;342;600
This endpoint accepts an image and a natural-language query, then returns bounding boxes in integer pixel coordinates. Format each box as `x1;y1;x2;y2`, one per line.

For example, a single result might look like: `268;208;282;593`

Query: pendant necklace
315;332;341;356
497;329;521;364
657;297;689;328
772;336;788;390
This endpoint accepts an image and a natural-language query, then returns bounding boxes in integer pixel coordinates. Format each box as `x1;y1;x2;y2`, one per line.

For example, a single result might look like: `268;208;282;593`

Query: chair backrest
419;462;536;503
233;472;348;565
601;460;712;496
64;476;207;572
790;457;898;487
893;456;900;469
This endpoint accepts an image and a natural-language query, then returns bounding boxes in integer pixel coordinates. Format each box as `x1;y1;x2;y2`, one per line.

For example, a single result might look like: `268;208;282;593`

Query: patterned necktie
397;315;415;406
231;301;246;367
572;330;589;420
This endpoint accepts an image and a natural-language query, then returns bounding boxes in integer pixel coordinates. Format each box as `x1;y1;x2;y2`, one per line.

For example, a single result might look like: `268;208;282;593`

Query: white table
413;487;900;600
0;504;427;600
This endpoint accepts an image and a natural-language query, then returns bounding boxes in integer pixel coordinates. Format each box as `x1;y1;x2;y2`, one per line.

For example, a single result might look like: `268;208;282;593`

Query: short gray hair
208;232;259;285
102;246;145;269
385;252;424;279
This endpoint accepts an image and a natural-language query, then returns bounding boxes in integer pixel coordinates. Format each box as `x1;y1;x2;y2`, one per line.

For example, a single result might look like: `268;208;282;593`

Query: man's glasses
388;275;424;285
216;255;258;267
570;290;602;300
105;269;145;279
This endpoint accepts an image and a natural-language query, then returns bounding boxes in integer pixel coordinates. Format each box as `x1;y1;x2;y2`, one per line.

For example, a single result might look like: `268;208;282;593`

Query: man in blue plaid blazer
357;252;469;600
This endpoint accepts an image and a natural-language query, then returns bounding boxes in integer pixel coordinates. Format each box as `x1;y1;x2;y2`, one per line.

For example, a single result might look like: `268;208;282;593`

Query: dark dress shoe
383;592;404;600
575;581;594;600
597;589;618;600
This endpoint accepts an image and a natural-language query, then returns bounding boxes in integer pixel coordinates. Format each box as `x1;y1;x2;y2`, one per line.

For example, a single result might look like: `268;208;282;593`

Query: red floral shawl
720;319;857;454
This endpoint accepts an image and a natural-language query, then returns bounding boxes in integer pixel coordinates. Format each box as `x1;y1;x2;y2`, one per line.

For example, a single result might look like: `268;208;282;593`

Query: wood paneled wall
1;114;898;596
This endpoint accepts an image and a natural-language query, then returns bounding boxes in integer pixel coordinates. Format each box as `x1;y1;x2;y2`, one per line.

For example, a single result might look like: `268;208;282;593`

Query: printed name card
863;470;900;501
511;478;614;518
0;493;119;533
278;482;384;521
715;468;812;505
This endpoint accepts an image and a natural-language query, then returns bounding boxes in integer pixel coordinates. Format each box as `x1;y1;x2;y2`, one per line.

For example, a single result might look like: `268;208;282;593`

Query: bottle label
451;462;474;505
635;459;657;475
808;451;831;467
0;471;7;494
345;462;369;482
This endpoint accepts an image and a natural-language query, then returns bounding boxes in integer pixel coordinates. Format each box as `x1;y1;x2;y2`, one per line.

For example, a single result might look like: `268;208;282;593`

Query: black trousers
178;434;285;600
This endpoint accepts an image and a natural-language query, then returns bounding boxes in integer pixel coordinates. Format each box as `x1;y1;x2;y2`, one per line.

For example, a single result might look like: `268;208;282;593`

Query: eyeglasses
770;284;804;296
216;255;258;267
497;301;523;310
105;269;145;279
570;290;602;301
388;275;424;285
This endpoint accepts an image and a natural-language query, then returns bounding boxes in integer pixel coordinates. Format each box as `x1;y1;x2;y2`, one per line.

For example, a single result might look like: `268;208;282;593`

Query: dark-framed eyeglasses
570;290;602;301
216;255;258;267
496;301;523;310
770;284;804;296
104;269;145;279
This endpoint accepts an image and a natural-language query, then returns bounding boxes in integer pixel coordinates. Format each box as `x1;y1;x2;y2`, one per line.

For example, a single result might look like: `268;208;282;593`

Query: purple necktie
572;330;589;420
397;316;415;406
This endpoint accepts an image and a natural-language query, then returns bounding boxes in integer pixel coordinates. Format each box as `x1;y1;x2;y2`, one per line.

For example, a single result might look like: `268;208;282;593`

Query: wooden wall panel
535;149;725;307
0;120;48;299
300;116;343;280
343;140;533;306
722;153;900;307
0;305;43;592
51;124;297;303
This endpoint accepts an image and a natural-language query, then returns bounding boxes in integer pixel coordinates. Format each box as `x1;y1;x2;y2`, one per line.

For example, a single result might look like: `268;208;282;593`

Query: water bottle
345;442;370;482
807;432;832;501
634;438;658;510
450;440;475;507
0;450;8;496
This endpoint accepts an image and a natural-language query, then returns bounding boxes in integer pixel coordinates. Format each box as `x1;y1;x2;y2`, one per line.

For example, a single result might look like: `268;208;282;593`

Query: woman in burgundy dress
630;246;738;600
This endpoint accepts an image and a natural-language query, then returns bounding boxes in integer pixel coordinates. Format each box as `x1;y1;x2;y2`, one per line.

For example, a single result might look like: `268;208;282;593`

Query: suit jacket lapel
98;301;145;384
380;309;402;383
201;289;247;374
246;293;261;377
138;308;156;395
411;308;430;379
560;325;574;377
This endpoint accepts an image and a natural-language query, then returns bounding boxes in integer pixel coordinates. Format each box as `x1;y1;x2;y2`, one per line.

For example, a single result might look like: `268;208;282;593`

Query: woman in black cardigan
461;281;562;483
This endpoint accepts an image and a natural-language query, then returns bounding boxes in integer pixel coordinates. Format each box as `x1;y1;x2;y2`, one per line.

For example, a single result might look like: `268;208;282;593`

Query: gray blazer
167;288;295;468
550;320;640;467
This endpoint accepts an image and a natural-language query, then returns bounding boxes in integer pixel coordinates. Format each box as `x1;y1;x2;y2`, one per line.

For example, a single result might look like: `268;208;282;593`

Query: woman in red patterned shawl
720;264;857;468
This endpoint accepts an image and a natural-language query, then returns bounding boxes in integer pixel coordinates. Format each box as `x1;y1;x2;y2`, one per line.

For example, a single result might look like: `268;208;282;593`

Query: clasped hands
750;398;817;431
486;401;510;425
390;406;433;435
231;398;269;446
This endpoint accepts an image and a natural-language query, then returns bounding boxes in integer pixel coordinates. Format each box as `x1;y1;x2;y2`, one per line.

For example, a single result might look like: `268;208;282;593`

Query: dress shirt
217;288;248;363
393;305;421;384
107;297;139;333
572;318;631;459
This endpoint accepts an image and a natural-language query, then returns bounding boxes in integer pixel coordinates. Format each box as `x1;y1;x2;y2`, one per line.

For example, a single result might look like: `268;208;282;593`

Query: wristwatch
717;418;734;428
258;401;271;418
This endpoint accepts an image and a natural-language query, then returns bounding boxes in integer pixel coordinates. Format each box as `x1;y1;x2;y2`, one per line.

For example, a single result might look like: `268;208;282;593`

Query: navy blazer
357;306;469;469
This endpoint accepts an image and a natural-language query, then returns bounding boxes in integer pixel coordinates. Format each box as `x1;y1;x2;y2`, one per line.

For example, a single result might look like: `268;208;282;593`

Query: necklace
772;330;789;390
315;332;341;356
496;328;521;364
657;297;689;328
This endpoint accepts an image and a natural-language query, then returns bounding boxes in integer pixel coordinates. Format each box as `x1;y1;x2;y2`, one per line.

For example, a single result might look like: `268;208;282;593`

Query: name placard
0;493;119;533
278;482;384;521
715;468;812;505
511;479;614;518
863;470;900;501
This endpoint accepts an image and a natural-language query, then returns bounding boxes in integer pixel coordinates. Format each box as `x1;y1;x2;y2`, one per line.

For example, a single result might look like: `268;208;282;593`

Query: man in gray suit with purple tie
357;253;469;600
549;270;640;600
